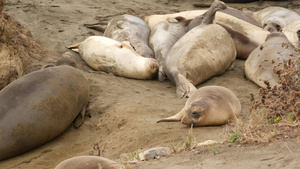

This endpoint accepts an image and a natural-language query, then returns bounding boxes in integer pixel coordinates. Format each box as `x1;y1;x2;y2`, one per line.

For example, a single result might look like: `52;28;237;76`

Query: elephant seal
149;16;191;81
144;9;269;45
67;36;158;80
157;86;241;126
0;55;90;160
187;0;260;59
245;7;300;32
85;14;154;58
163;0;236;97
282;20;300;48
54;156;124;169
245;32;297;88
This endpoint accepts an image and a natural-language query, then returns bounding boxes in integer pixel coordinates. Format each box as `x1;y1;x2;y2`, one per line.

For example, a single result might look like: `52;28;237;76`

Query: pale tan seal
282;20;300;48
157;86;241;126
85;14;154;58
67;36;158;80
245;32;297;88
245;6;300;32
149;16;191;81
163;0;236;97
144;9;269;46
54;156;124;169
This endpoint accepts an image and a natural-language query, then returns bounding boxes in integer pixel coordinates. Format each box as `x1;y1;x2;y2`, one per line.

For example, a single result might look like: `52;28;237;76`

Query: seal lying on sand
187;0;260;59
84;14;154;58
0;53;90;160
157;86;241;126
54;156;124;169
149;16;191;81
245;7;300;32
144;8;269;46
163;0;236;97
245;32;297;88
67;36;158;80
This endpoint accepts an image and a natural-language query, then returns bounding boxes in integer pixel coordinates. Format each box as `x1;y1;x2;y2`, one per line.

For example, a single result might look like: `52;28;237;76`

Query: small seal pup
85;14;154;58
67;36;158;80
0;53;90;160
149;16;191;81
54;156;124;169
245;32;297;88
163;0;236;97
157;86;241;126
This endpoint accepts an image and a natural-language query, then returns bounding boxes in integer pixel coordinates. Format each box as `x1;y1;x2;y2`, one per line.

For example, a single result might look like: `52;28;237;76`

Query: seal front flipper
84;23;107;32
157;107;185;123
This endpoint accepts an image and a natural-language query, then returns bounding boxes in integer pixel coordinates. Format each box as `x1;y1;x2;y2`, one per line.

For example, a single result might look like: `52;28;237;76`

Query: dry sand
1;0;300;168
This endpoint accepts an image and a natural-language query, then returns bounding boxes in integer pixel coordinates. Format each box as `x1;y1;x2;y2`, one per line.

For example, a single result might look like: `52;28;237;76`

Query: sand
1;0;300;168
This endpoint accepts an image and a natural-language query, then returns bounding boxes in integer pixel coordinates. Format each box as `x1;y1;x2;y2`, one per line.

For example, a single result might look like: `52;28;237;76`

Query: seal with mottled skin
67;36;158;80
163;0;236;97
54;156;124;169
157;86;241;126
149;16;191;81
85;14;154;58
245;32;297;88
245;7;300;32
0;53;90;160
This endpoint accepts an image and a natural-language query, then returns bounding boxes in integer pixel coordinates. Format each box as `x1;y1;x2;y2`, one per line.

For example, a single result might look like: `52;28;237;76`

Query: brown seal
157;86;241;126
0;53;90;160
163;0;236;97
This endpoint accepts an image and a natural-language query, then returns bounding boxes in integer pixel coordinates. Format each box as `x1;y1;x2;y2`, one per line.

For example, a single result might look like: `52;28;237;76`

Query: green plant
228;133;241;143
184;124;195;150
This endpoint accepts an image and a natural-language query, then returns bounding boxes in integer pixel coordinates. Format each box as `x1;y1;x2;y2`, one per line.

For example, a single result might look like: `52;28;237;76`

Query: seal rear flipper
175;73;197;98
66;42;81;53
84;23;107;32
73;103;88;128
157;108;185;123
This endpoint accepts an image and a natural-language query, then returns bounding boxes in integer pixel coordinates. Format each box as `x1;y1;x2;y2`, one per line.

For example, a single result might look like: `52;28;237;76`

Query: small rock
196;140;219;147
138;147;170;161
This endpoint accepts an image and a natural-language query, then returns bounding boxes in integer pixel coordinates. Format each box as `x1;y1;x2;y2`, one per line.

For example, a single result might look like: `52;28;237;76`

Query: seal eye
191;111;200;118
263;23;267;28
275;24;281;31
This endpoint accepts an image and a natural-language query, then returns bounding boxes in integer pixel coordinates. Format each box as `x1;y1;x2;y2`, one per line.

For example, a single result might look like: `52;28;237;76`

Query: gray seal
0;55;90;160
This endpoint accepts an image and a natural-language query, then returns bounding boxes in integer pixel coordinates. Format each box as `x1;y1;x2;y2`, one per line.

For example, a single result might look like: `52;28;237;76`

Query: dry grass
226;55;300;144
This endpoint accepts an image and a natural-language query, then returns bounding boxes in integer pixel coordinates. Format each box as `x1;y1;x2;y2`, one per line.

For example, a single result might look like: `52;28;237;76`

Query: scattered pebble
138;147;170;161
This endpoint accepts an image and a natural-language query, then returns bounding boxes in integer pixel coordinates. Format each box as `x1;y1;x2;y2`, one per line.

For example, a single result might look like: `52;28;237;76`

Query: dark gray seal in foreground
0;54;90;160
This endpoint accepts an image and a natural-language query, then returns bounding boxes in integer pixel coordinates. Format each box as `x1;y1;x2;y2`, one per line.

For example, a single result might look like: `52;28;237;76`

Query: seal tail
157;108;185;123
66;43;81;53
84;23;107;32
